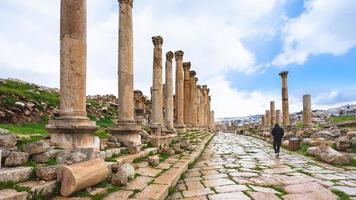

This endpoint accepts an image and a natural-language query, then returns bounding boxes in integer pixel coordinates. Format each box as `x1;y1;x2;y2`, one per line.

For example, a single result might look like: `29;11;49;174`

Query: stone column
174;50;185;130
46;0;97;151
265;110;270;128
261;116;265;128
189;71;197;128
303;94;312;129
183;62;191;128
197;85;203;127
164;51;174;131
207;95;212;130
279;71;289;126
201;85;208;128
270;101;276;127
150;36;164;135
276;109;281;124
108;0;141;154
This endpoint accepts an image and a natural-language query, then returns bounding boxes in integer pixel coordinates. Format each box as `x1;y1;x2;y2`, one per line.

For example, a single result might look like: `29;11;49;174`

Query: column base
46;117;99;151
149;133;178;148
107;121;142;154
174;123;186;133
149;123;162;136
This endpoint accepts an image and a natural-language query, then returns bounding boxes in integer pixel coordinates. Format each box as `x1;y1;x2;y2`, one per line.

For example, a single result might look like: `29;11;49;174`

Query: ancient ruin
279;71;290;127
108;0;141;154
174;50;185;131
303;94;312;129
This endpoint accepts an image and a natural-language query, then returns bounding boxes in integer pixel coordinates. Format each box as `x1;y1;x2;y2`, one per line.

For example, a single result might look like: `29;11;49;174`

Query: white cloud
273;0;356;66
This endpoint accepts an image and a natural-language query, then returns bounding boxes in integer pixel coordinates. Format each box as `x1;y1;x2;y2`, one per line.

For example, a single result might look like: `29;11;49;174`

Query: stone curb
134;132;215;200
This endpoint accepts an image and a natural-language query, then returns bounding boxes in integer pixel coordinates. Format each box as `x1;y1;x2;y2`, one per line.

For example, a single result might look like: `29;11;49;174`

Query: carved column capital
189;70;196;77
183;62;191;71
279;71;289;79
152;36;163;47
166;51;174;61
174;50;184;61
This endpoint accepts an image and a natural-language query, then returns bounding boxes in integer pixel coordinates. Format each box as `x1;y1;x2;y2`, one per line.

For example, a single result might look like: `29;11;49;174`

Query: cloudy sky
1;0;356;118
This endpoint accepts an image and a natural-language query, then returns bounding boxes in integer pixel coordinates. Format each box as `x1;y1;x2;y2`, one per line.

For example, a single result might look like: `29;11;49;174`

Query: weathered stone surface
120;163;135;179
136;167;162;177
182;188;214;198
0;132;17;148
57;159;109;197
208;192;251;200
23;141;50;155
311;129;340;140
0;189;28;200
18;180;57;196
126;176;153;190
148;155;160;166
214;185;249;193
103;190;133;200
135;183;170;200
335;136;351;151
330;186;356;196
35;165;62;181
248;192;280;200
111;171;128;186
0;167;33;183
307;145;352;164
5;151;29;167
32;149;63;163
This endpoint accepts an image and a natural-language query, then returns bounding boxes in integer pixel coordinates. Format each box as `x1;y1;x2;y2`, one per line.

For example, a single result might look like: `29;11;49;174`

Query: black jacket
271;124;284;140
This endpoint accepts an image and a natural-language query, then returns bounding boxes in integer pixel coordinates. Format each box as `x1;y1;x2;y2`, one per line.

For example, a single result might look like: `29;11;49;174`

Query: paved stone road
169;132;356;200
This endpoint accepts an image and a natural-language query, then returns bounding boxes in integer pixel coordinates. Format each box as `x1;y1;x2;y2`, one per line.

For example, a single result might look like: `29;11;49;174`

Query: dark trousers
273;139;282;154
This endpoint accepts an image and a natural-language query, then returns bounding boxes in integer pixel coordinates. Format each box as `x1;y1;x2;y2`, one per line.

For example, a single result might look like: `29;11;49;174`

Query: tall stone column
207;95;212;130
150;36;164;135
174;50;185;130
261;116;265;128
202;85;208;128
108;0;141;154
189;71;197;128
164;51;174;131
276;109;281;124
279;71;289;126
46;0;97;151
183;62;191;128
303;94;312;129
265;110;270;128
197;85;203;127
270;101;276;127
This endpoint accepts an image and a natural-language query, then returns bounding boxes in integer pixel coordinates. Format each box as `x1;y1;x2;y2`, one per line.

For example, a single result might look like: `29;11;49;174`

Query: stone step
0;166;33;183
18;180;57;197
0;189;28;200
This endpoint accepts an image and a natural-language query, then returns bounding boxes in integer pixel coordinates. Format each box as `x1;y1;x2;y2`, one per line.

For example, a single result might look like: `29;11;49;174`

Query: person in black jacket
271;123;284;157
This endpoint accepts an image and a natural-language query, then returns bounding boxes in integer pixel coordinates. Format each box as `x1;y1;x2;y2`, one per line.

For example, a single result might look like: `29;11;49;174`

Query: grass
330;116;356;124
95;128;110;139
296;121;304;130
0;79;59;107
298;143;310;156
332;189;350;200
0;123;48;135
0;181;47;200
159;154;169;162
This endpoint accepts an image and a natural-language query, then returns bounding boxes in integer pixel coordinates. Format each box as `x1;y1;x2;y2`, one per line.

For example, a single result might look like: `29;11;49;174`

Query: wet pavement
169;132;356;200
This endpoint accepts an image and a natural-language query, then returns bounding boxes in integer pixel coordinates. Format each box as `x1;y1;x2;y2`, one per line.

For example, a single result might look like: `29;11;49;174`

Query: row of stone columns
47;0;215;152
261;71;312;130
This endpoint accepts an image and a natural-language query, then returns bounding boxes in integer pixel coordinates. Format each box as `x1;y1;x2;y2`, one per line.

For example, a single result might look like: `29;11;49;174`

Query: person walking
271;123;284;157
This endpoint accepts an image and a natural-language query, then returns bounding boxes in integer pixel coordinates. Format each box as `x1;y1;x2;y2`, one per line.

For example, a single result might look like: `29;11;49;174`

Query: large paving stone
202;178;235;187
103;190;133;200
214;184;249;193
125;176;153;190
247;192;280;200
208;192;250;200
134;184;170;200
186;181;205;190
330;186;356;196
182;188;215;198
0;167;33;183
136;167;162;177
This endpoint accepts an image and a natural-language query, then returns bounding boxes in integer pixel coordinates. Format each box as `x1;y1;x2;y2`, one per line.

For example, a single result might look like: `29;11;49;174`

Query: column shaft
270;101;276;127
189;72;197;127
279;71;289;126
303;94;312;128
183;62;191;127
164;52;174;130
151;36;163;127
174;51;185;128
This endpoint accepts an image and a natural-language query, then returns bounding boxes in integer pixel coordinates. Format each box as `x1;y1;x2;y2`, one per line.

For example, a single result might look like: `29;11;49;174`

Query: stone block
0;167;33;183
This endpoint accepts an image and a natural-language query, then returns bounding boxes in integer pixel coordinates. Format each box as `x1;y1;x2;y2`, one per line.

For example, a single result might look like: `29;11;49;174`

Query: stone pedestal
303;94;313;129
108;0;141;154
279;71;289;126
149;133;178;148
46;0;97;151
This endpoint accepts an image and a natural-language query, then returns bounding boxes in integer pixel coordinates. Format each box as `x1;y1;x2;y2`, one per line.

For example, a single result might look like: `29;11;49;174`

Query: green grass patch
95;128;110;139
298;143;310;156
96;117;114;128
17;135;45;150
332;189;350;200
159;154;169;162
330;116;356;124
0;123;48;135
0;79;59;107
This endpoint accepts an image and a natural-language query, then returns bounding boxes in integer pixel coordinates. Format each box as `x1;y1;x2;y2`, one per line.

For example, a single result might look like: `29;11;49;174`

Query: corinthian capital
190;70;196;77
166;51;174;61
119;0;133;7
183;62;191;71
279;71;289;79
174;50;184;61
152;36;163;47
